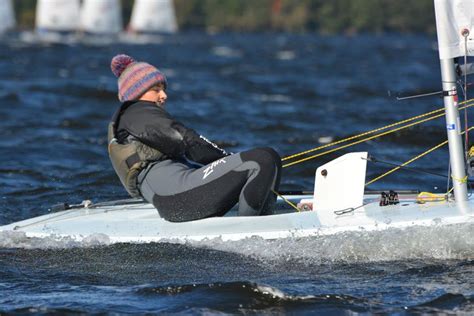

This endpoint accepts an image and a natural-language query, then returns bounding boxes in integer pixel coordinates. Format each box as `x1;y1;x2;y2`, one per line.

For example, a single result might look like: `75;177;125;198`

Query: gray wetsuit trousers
138;147;281;222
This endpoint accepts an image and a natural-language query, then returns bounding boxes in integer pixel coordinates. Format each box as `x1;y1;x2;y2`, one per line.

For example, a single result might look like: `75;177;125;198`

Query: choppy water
0;32;472;314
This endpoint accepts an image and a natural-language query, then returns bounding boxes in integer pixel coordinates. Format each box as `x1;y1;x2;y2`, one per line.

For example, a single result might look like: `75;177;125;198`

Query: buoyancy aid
108;102;165;197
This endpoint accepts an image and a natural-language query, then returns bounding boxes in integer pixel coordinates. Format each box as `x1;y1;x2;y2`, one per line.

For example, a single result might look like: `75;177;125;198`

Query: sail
0;0;15;34
36;0;80;32
80;0;123;34
434;0;474;59
129;0;178;33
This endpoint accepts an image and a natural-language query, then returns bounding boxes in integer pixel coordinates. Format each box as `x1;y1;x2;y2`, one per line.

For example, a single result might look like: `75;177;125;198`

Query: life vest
108;102;164;197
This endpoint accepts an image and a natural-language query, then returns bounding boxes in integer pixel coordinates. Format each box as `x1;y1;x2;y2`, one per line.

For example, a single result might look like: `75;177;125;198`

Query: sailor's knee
259;147;282;168
241;147;281;166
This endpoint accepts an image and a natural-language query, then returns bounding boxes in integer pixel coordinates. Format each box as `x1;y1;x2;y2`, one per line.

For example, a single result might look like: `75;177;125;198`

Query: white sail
80;0;123;34
434;0;474;59
36;0;80;32
0;0;15;34
129;0;178;33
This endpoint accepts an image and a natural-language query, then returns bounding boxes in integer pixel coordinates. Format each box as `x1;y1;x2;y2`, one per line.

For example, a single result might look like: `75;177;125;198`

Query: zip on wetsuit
109;100;282;222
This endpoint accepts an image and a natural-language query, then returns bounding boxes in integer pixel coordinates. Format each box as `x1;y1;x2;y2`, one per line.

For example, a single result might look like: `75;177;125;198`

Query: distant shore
14;0;435;34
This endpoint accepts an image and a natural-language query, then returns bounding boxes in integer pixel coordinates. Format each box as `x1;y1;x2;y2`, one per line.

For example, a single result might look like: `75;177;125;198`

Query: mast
434;0;473;201
440;58;468;201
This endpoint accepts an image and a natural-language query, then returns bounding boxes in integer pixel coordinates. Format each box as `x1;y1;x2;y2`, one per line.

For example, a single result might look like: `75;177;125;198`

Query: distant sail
0;0;15;34
129;0;178;34
80;0;122;34
36;0;80;32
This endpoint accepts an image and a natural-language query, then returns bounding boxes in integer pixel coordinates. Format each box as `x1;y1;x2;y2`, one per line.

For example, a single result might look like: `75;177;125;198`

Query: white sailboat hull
1;195;472;244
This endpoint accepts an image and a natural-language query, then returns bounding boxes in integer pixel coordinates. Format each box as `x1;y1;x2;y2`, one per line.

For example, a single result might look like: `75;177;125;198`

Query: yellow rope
282;112;447;168
272;189;300;212
282;107;445;161
365;140;449;186
366;126;474;187
469;146;474;157
416;192;447;203
282;99;474;167
451;174;468;184
278;100;474;211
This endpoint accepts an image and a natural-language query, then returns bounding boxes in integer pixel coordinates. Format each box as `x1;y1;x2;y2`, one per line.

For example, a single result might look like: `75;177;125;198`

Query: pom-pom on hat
110;54;167;102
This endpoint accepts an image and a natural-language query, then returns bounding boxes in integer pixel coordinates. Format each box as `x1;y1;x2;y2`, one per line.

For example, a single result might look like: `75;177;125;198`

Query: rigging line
282;107;445;162
365;126;474;186
283;101;474;168
459;100;474;111
446;157;451;195
334;203;365;215
395;90;443;101
282;98;474;163
365;156;450;179
282;111;447;168
463;34;469;155
365;140;448;186
272;189;300;212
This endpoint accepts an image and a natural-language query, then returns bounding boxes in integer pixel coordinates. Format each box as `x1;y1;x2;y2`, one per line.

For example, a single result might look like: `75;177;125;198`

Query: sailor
108;54;282;222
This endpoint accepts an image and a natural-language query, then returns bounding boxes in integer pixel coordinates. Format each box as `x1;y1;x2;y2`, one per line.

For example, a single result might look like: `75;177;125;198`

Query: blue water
0;32;472;314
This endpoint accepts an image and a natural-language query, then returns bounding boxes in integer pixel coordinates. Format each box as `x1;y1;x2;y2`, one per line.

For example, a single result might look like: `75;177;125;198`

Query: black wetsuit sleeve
118;102;186;157
181;128;228;165
118;102;228;163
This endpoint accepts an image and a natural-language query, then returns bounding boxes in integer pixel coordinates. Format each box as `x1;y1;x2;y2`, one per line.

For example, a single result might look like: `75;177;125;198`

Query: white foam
188;223;474;264
257;94;292;103
211;46;242;58
0;230;111;249
254;284;288;299
276;50;296;60
1;224;472;264
318;136;334;144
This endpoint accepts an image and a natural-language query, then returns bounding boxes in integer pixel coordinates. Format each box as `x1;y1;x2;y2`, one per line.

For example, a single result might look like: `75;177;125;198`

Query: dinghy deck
1;194;472;244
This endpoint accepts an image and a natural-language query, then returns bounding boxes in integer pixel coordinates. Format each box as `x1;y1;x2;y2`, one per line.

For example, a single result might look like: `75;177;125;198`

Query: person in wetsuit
108;54;281;222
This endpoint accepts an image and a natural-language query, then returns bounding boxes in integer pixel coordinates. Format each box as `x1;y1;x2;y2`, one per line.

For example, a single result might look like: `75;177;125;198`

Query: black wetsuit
116;101;282;222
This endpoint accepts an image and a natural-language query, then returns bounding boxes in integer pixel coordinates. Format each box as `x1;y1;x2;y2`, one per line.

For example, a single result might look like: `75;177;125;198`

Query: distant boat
129;0;178;34
121;0;178;44
30;0;80;44
0;0;15;35
36;0;80;34
80;0;122;36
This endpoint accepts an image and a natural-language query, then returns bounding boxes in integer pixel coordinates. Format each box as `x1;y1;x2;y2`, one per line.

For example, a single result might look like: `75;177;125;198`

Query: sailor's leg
138;155;246;222
237;147;282;216
255;147;282;215
138;147;281;222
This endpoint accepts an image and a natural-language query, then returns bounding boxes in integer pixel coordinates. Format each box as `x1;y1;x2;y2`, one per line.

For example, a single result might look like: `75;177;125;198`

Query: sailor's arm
135;120;228;164
177;127;229;165
119;103;228;162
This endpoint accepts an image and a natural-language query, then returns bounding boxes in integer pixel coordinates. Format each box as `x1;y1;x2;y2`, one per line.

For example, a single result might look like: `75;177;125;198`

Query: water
0;32;473;314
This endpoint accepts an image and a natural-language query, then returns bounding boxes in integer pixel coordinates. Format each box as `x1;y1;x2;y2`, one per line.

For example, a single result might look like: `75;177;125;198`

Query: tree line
14;0;436;34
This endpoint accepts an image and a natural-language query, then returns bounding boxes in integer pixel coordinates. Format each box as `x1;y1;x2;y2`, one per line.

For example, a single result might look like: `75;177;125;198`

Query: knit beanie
110;54;167;102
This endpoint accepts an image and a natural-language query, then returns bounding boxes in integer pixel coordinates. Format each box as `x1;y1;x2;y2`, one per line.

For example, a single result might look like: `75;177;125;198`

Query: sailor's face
140;84;167;107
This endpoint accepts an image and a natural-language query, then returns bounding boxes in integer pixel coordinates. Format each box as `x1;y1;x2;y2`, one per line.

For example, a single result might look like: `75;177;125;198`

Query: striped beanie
110;54;167;102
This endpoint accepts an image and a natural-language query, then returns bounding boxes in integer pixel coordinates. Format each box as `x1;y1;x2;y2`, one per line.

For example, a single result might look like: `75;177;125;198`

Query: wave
135;281;370;314
189;223;474;264
2;285;471;314
0;231;111;249
134;281;473;314
1;223;472;263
